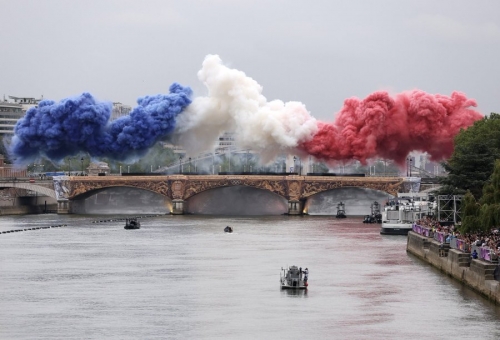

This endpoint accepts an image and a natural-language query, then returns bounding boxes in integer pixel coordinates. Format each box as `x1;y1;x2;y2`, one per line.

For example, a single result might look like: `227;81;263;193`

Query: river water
1;214;499;340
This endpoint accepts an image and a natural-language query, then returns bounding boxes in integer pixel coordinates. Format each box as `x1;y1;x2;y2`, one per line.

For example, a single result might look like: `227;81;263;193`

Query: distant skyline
1;0;499;122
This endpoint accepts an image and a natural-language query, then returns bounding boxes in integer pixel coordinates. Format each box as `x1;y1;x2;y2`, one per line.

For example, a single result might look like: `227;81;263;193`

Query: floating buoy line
1;224;67;234
0;214;163;235
90;214;162;224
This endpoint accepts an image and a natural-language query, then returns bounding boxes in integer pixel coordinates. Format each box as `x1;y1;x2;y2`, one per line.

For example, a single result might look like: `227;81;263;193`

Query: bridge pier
288;200;304;215
57;200;71;214
171;199;185;215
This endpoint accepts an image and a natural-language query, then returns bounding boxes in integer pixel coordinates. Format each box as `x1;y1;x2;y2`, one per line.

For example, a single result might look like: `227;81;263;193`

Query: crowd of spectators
415;216;500;260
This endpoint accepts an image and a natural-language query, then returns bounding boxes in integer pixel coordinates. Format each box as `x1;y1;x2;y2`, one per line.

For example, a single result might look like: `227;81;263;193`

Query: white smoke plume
174;55;318;163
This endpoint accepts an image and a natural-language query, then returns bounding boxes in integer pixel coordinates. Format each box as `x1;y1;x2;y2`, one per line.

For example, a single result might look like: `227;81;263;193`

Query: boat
280;265;308;289
124;218;140;230
363;201;382;223
224;226;233;233
336;201;346;218
380;193;434;235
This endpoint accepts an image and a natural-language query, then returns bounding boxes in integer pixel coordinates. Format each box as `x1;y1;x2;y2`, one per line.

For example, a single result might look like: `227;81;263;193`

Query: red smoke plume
298;90;482;165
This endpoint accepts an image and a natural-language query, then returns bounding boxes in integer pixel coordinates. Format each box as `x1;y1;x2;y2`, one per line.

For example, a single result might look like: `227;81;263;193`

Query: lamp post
80;157;84;176
179;155;182;174
293;156;296;174
189;157;191;173
68;159;71;175
128;165;130;173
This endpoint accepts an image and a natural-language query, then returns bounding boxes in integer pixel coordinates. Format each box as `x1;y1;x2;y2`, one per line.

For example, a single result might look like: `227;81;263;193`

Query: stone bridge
0;180;56;198
53;175;417;215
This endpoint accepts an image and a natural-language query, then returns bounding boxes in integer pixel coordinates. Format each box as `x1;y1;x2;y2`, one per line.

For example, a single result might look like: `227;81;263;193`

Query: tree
461;160;500;234
439;113;500;198
460;190;481;234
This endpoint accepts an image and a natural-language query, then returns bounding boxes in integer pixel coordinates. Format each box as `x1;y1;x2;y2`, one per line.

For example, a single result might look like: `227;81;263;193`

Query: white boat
380;193;434;235
280;266;308;289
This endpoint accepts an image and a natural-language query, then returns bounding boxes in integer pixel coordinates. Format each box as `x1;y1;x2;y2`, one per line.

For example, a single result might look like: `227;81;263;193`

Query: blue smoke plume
9;83;192;164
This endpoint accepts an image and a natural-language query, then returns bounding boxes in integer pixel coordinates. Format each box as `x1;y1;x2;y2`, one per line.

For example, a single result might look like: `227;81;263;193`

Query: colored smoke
9;54;482;167
299;90;483;165
174;54;318;162
9;83;192;164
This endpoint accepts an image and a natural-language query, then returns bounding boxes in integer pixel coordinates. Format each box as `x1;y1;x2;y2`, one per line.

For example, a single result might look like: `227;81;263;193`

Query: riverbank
407;231;500;304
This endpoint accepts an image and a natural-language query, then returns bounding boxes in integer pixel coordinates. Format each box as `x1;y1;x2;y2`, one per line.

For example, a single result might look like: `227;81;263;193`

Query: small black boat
336;201;347;218
224;226;233;233
124;218;140;230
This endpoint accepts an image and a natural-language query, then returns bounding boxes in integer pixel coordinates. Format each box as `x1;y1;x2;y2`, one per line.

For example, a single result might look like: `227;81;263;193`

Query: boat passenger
303;268;309;282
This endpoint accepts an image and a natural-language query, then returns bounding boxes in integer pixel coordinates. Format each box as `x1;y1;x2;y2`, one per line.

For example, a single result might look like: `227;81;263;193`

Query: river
0;214;499;339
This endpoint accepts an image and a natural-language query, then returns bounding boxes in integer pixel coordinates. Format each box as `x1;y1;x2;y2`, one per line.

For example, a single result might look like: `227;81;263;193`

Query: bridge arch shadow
185;185;288;215
71;186;172;215
304;187;394;216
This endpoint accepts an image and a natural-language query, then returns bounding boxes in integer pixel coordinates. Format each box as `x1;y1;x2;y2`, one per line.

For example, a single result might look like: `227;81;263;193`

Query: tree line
439;113;500;234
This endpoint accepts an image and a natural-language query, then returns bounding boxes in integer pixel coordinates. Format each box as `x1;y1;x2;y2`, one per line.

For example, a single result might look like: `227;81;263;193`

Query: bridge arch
304;186;393;216
185;185;288;215
0;182;57;199
71;184;169;200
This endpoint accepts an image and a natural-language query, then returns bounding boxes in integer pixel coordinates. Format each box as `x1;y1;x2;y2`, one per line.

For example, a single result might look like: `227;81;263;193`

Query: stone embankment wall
407;231;500;304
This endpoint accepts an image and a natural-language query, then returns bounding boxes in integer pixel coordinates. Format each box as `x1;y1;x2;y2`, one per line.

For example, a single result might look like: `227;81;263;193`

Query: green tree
460;190;481;234
461;159;500;233
439;113;500;198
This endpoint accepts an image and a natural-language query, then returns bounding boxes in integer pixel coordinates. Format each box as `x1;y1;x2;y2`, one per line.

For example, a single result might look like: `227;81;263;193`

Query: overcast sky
1;0;499;122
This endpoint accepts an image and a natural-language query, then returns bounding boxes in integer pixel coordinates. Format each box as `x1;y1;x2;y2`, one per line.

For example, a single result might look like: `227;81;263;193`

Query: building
111;102;132;121
0;96;42;136
419;153;446;176
0;154;27;178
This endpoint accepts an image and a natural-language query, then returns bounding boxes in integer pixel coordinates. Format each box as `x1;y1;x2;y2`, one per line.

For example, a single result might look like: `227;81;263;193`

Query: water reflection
0;215;499;340
281;289;308;298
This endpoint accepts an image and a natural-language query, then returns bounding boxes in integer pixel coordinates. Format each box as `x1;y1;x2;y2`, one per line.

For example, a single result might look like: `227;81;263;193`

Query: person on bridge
472;249;478;259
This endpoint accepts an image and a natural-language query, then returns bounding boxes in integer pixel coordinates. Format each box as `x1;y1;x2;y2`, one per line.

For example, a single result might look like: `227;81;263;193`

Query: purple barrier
434;231;446;243
455;239;469;253
480;247;492;262
422;227;432;237
413;224;423;234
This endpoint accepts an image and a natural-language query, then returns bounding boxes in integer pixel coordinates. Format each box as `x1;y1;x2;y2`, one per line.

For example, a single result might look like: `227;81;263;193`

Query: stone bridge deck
53;174;413;214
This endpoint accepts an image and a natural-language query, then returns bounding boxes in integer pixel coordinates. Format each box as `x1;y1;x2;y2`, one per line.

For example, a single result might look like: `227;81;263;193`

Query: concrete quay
407;231;500;304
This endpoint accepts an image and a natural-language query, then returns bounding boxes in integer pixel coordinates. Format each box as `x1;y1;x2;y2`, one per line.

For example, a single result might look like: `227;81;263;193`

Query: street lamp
80;157;84;176
119;165;122;175
179;155;182;174
188;157;191;173
293;156;296;173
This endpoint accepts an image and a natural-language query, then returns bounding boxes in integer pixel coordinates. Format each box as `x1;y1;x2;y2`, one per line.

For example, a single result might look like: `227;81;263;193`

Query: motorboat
124;218;140;230
224;226;233;233
363;214;376;223
380;193;434;235
336;201;346;218
363;201;382;223
280;265;308;289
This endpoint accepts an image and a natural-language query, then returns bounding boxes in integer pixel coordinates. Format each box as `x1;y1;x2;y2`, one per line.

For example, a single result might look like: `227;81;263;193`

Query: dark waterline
0;214;499;340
